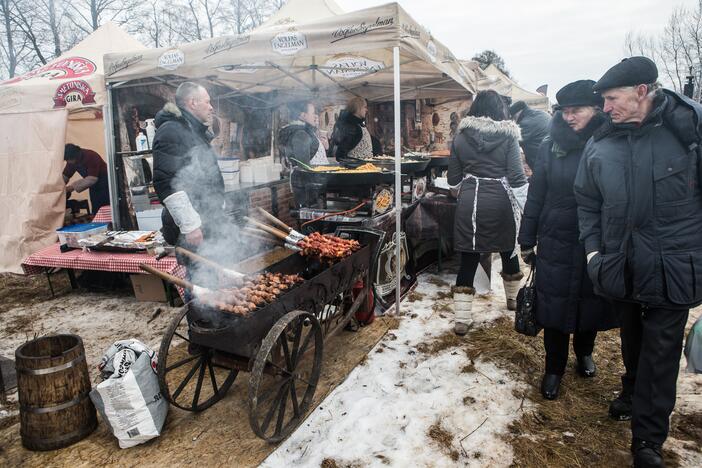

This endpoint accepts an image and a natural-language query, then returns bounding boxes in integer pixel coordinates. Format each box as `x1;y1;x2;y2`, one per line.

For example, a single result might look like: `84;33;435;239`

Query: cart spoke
261;381;288;435
174;332;192;344
267;360;293;377
290;320;303;366
172;356;203;401
166;354;200;372
192;358;207;409
297;328;315;363
257;377;290;404
289;380;300;417
207;357;218;394
274;384;289;437
279;333;293;371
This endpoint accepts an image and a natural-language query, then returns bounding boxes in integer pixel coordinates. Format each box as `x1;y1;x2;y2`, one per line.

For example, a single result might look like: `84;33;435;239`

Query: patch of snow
263;262;527;467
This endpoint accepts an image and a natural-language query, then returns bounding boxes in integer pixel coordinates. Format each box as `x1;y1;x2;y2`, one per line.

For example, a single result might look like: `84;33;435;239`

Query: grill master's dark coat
448;116;527;253
519;112;617;333
152;102;225;245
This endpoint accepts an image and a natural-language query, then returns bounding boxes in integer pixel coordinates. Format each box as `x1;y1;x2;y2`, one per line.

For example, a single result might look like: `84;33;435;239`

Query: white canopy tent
476;63;550;111
103;2;476;310
0;23;145;273
253;0;346;31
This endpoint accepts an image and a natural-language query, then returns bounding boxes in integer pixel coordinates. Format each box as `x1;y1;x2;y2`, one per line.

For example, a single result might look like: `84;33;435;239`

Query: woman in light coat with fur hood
448;90;528;335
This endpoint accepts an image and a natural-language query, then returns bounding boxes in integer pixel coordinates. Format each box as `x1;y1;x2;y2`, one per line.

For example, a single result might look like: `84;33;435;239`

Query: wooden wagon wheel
157;307;238;412
248;310;323;443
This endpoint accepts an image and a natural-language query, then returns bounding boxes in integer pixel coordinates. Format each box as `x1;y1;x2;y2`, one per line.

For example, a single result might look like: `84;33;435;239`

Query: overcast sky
337;0;697;99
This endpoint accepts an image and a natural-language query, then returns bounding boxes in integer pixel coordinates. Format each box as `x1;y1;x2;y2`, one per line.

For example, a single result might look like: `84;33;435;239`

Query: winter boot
452;286;475;336
631;439;665;468
609;391;633;421
500;271;524;311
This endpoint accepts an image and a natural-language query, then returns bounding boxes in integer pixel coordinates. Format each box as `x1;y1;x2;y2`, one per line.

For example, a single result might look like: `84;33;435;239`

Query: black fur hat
555;80;604;109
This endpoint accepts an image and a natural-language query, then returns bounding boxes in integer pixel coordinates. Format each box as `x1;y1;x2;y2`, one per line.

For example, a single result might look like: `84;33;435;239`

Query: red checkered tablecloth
21;243;186;297
92;205;113;224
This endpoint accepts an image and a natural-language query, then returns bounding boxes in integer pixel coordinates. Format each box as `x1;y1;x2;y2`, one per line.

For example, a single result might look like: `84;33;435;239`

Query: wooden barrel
15;334;97;451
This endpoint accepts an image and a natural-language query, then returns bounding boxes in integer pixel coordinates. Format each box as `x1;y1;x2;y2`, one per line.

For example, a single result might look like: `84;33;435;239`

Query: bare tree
625;1;702;99
65;0;141;33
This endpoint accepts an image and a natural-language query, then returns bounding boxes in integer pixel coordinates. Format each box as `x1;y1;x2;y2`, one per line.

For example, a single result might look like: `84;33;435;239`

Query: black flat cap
555;80;603;109
593;56;658;92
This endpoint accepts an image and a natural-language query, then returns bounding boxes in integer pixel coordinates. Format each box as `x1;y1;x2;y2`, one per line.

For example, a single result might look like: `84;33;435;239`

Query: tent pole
393;46;401;315
104;84;120;229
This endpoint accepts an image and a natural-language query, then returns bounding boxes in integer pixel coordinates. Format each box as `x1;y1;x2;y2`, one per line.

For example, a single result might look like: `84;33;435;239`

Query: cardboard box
130;274;168;302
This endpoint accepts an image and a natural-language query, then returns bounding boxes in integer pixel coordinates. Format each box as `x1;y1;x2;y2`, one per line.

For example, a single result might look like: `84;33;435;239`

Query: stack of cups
218;158;240;192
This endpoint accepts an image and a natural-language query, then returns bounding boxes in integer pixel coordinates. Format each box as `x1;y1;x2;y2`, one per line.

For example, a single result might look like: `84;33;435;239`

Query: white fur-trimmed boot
501;271;524;311
452;286;475;336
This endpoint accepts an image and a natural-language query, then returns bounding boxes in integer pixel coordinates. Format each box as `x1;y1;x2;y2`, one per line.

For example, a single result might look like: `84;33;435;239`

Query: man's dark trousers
616;301;689;444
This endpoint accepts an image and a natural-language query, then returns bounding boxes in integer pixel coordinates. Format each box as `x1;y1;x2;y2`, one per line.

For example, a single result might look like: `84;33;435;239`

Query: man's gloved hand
586;251;599;264
520;245;536;265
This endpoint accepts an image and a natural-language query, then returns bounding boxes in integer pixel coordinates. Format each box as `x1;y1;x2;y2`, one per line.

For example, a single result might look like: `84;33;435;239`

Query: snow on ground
263;267;530;468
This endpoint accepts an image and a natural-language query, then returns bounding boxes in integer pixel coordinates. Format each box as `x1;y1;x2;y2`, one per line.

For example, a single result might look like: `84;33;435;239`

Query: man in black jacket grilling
574;57;702;468
153;82;225;249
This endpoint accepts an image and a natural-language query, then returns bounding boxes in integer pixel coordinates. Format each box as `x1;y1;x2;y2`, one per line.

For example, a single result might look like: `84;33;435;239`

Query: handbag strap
525;264;535;286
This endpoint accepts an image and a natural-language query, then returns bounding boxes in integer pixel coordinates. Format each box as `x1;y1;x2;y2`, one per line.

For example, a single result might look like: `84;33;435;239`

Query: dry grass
320;459;339;468
407;291;426;302
460;361;476;374
427;422;460;461
0;273;71;315
461;316;684;468
416;330;463;356
434;290;453;300
431;301;452;314
426;276;450;287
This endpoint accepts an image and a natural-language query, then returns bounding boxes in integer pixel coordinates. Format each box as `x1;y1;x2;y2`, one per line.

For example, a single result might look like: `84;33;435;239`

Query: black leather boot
540;373;562;400
631;439;665;468
576;354;597;377
609;391;632;421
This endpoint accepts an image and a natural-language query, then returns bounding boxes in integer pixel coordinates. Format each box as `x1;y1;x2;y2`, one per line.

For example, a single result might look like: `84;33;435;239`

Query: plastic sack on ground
89;339;168;448
685;315;702;374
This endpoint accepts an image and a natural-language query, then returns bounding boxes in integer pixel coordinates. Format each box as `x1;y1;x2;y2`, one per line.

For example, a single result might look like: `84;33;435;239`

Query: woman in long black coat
448;90;527;336
518;80;618;400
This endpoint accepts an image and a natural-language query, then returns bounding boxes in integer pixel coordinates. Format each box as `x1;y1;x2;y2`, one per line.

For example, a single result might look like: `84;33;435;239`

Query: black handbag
515;265;542;336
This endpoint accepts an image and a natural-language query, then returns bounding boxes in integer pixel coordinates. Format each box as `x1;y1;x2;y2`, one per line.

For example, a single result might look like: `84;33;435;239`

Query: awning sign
321;56;385;79
158;49;185;71
427;41;437;63
217;62;266;74
271;31;307;56
2;57;96;85
53;80;96;108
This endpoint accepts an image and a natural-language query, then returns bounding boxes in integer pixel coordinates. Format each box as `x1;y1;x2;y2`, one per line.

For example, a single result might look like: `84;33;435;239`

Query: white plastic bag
89;339;168;448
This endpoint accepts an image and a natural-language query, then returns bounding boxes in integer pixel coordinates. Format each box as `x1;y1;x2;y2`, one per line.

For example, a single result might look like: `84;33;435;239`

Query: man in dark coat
152;82;241;282
519;80;617;401
574;57;702;468
510;101;550;169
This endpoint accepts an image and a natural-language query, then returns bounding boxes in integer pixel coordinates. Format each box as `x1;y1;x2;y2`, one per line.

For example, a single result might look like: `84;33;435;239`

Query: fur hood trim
458;116;522;141
162;102;182;117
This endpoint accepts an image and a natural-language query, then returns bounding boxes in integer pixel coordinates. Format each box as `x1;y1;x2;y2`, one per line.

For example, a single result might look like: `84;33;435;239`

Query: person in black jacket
510;101;550;169
448;90;527;335
519;80;617;401
278;101;329;168
152;82;242;283
331;97;381;161
574;57;702;468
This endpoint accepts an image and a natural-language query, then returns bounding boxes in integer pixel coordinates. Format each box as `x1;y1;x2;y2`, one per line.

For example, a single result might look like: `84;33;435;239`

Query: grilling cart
142;226;383;443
